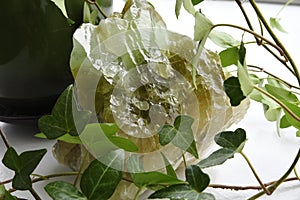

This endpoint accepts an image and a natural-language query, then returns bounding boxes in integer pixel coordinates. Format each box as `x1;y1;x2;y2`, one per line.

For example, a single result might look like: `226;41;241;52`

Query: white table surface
1;0;300;199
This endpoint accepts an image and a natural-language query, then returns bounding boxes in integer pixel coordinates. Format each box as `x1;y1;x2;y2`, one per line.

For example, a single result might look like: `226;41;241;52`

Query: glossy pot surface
0;0;75;122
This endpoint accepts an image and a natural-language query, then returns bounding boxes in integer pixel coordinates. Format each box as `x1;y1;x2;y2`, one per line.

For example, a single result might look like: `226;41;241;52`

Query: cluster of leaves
0;84;249;199
3;83;288;200
175;0;300;135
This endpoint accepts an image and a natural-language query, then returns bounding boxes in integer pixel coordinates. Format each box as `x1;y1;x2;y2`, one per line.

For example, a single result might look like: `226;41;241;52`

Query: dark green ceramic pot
0;0;77;122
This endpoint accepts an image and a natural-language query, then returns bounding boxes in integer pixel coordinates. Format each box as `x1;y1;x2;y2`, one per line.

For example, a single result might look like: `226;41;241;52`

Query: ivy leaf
174;115;194;131
2;148;47;190
2;147;21;172
281;100;300;129
35;132;82;144
132;172;183;188
297;130;300;137
108;136;139;152
280;115;291;128
158;115;198;158
182;0;196;15
172;115;199;158
265;84;298;103
12;173;32;190
149;184;215;200
209;30;240;48
161;153;177;178
80;123;138;154
197;148;235;168
38;85;91;139
192;0;204;6
224;76;246;106
18;149;47;175
197;128;246;169
158;125;177;145
194;11;213;41
263;103;281;122
270;17;287;33
185;165;210;193
219;47;239;67
237;63;253;96
239;41;246;65
175;0;183;18
80;151;123;200
214;128;246;151
45;181;87;200
97;123;119;136
0;185;17;200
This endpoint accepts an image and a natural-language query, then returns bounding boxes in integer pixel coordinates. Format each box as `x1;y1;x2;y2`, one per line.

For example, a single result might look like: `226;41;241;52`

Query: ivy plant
1;0;300;200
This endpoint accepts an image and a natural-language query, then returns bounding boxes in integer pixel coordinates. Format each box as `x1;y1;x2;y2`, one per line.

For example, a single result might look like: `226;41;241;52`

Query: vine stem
248;148;300;199
182;152;187;169
248;0;300;86
294;167;300;180
209;177;299;191
0;128;10;149
234;0;292;70
240;152;271;195
247;65;300;90
29;188;42;200
0;178;13;185
134;186;144;200
234;0;261;44
31;172;79;183
213;24;289;64
254;85;300;122
74;151;89;186
121;0;133;18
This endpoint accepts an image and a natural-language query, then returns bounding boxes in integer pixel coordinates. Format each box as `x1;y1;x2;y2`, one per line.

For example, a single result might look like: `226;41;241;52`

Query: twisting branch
249;148;300;199
234;0;262;45
121;0;133;18
248;0;300;86
213;23;288;63
0;128;10;149
209;177;299;191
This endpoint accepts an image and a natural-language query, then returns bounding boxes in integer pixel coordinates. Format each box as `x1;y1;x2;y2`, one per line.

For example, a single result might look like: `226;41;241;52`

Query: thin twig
240;152;271;195
74;151;89;186
213;24;288;63
234;0;261;44
121;0;133;18
261;44;294;74
0;178;13;185
29;188;42;200
0;128;10;149
249;148;300;199
122;176;134;183
209;177;299;191
294;168;300;181
31;172;78;183
248;0;300;86
247;65;300;90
